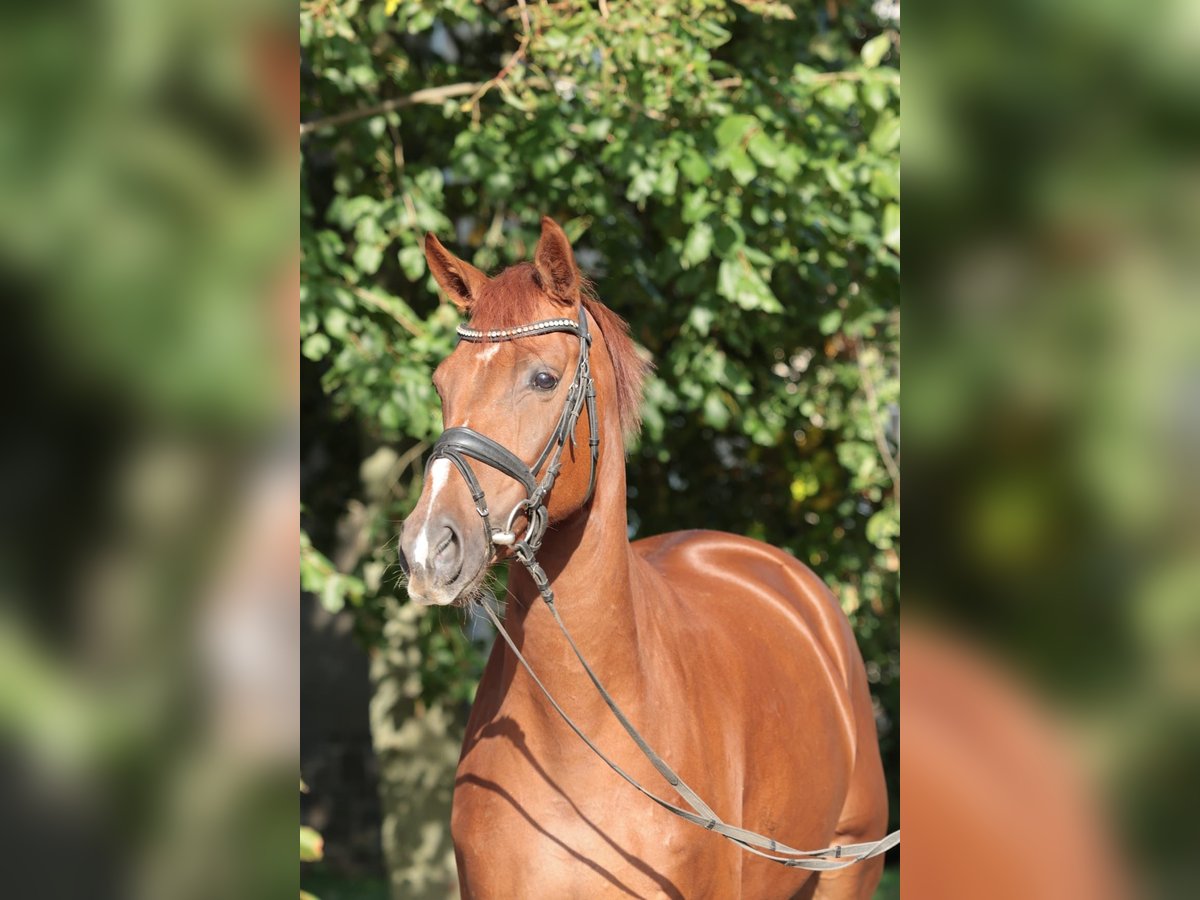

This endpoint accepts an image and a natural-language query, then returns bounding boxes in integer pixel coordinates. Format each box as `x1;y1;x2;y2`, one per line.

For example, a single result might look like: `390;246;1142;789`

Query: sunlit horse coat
400;218;888;899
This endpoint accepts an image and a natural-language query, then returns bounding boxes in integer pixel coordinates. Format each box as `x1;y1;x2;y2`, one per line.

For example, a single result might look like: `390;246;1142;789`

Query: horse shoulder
632;529;862;694
630;529;866;789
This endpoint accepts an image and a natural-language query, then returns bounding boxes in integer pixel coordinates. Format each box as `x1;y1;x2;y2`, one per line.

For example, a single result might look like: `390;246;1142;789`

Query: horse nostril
396;544;410;576
432;522;463;583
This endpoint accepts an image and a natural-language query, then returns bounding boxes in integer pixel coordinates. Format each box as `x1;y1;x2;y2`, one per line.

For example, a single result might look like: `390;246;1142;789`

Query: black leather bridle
425;305;899;870
426;307;598;582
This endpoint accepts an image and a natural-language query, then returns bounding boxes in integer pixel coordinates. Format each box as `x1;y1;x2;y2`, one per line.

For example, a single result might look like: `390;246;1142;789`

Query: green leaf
819;309;842;335
301;333;330;361
716;258;782;313
717;258;741;300
820;81;856;110
872;166;900;200
398;245;426;280
703;392;731;429
713;221;745;255
324;308;349;340
543;29;569;51
882;203;900;250
866;507;900;549
777;145;803;180
861;34;892;70
586;117;612;141
300;826;325;863
715;114;758;150
627;168;657;202
790;469;820;502
863;78;891;112
320;575;345;614
699;18;731;44
687;304;716;335
354;243;383;275
871;112;901;154
824;165;853;194
679;150;711;184
728;149;757;186
333;195;378;227
681;222;714;268
655;161;679;197
747;131;780;168
681;189;714;225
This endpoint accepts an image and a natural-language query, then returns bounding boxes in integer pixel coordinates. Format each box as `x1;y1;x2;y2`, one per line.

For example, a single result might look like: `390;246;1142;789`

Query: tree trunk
368;599;464;900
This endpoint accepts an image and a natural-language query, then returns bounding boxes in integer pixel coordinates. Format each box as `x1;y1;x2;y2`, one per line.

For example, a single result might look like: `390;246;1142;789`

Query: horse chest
452;718;730;899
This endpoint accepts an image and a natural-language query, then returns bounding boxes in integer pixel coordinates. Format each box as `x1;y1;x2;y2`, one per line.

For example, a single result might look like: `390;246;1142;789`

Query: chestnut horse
399;218;890;899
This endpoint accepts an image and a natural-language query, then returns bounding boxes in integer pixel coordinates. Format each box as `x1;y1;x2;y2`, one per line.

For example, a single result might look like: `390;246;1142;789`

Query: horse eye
532;371;559;391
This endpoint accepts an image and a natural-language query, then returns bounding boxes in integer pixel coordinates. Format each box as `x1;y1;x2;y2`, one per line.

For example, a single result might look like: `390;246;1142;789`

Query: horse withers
398;217;890;899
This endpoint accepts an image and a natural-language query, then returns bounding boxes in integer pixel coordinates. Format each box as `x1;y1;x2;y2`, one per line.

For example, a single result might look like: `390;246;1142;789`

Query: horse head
400;217;636;607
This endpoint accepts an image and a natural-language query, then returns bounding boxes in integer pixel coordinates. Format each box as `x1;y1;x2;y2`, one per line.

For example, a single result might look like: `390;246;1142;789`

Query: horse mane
466;263;651;438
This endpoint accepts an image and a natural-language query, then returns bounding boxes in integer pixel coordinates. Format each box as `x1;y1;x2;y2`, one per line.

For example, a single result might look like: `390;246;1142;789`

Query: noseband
426;307;598;576
423;305;899;871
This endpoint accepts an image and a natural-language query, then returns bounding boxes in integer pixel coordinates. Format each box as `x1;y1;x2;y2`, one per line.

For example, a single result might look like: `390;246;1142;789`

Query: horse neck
502;418;646;702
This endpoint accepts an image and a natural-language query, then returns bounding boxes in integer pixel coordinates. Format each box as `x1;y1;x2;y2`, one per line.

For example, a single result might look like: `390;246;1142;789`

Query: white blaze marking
412;341;499;566
413;458;451;567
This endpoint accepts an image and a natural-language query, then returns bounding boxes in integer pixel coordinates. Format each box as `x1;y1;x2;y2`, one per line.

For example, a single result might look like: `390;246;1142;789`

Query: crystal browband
456;317;585;343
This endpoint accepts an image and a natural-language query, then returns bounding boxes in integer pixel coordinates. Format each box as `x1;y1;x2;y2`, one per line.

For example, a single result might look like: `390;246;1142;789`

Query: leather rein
426;307;900;871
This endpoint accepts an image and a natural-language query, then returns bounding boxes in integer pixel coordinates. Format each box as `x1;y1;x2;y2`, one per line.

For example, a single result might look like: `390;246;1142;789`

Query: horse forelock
465;264;545;332
464;263;652;439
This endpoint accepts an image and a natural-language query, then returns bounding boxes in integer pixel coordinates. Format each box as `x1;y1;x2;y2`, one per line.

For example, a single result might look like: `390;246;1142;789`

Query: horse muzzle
399;512;487;606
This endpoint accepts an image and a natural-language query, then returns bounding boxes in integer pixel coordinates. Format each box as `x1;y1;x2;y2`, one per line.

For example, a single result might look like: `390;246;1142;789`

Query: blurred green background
299;0;899;896
0;1;296;899
904;0;1199;897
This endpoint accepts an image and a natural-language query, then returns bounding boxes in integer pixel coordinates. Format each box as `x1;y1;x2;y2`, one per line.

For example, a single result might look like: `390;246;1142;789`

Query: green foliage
300;826;324;864
301;0;900;839
301;778;324;900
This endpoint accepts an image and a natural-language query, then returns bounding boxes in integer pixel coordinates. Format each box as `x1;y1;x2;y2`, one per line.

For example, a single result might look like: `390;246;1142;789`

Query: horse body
400;219;888;899
453;532;878;897
453;523;883;899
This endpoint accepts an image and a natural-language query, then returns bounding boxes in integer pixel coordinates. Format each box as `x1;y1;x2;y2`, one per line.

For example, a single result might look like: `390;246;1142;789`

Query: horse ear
425;233;488;312
533;216;580;302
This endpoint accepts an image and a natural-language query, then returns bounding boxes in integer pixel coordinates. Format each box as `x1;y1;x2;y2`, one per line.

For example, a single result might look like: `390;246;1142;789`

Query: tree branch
467;0;532;115
808;70;900;84
300;82;482;137
348;284;424;338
